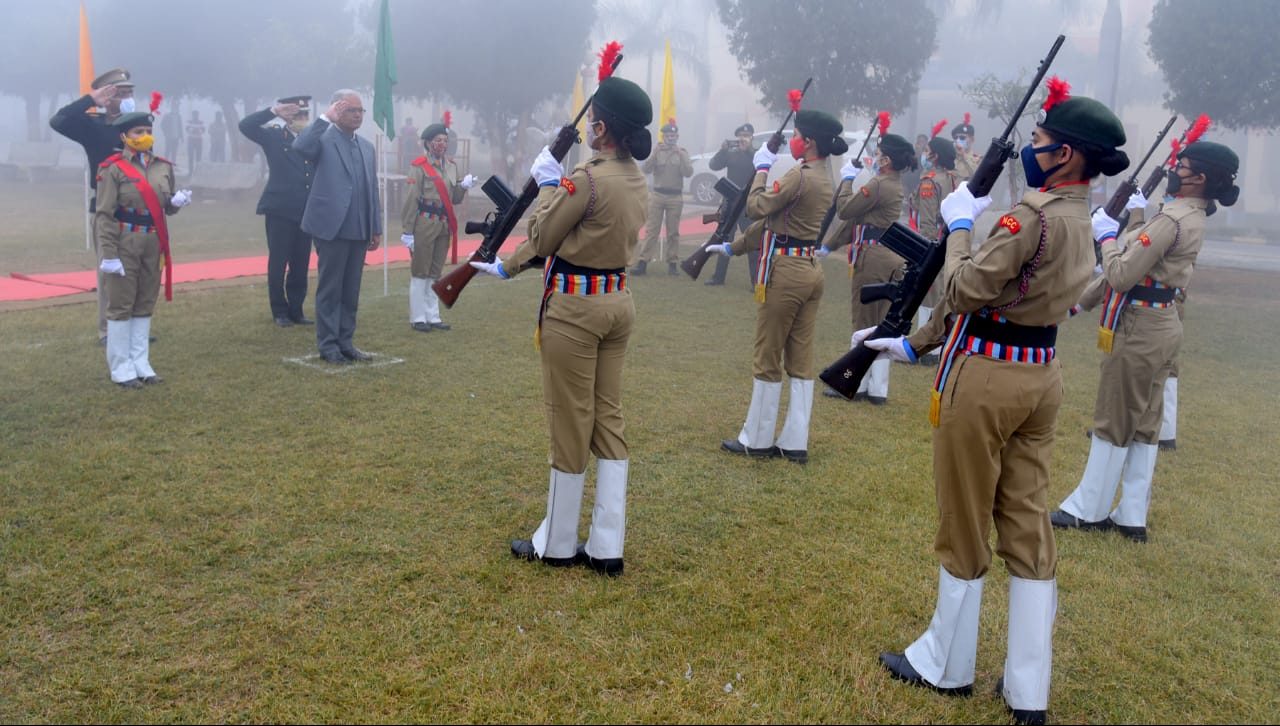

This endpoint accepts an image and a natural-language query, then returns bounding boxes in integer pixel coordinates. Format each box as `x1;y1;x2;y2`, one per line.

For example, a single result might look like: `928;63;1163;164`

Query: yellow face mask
124;133;154;152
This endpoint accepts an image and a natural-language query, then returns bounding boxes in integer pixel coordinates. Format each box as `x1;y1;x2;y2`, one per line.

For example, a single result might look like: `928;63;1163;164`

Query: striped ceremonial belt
114;206;154;233
775;245;817;257
1096;276;1178;353
551;271;627;295
929;311;1056;427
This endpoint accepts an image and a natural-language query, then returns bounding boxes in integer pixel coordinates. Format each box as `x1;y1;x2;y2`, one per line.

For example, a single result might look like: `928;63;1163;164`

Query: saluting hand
89;84;118;107
272;102;301;120
325;98;347;124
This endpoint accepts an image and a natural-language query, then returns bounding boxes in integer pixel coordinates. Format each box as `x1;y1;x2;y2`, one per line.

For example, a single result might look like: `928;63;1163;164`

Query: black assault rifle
1091;115;1178;262
814;115;879;247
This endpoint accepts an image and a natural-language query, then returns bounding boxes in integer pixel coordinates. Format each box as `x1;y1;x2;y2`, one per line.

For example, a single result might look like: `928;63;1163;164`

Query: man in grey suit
293;89;383;364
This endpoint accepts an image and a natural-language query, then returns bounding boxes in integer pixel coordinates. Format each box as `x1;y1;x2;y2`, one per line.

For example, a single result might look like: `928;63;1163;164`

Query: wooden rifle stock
702;211;720;224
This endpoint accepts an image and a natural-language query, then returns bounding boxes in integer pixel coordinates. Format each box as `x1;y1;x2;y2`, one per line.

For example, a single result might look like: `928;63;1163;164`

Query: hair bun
1218;184;1240;207
829;136;849;156
1097;149;1129;177
625;128;652;160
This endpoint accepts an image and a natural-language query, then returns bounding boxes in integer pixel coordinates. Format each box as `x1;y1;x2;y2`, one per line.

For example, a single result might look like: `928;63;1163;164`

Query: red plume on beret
963;111;971;126
877;111;891;137
1185;113;1211;145
149;91;162;114
598;41;622;83
788;89;803;113
930;119;948;139
443;110;452;129
1042;76;1070;112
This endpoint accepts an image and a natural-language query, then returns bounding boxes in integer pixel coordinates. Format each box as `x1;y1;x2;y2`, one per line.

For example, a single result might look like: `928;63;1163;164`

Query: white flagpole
378;130;388;296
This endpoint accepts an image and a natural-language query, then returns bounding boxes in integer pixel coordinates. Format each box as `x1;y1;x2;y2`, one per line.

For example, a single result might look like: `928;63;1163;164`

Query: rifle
815;116;878;248
432;53;623;308
1114;116;1196;233
680;77;813;280
819;35;1065;399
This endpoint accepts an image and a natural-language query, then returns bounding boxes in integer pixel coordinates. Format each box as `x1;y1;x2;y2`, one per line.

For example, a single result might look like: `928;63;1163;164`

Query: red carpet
2;215;716;303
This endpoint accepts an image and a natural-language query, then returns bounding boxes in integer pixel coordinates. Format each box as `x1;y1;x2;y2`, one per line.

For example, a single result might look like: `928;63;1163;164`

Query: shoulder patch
860;186;871;197
1138;232;1152;247
998;214;1021;235
561;177;576;195
773;181;781;193
920;180;936;198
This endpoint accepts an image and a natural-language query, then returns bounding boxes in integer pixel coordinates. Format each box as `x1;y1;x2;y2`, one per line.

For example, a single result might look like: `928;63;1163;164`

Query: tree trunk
24;91;42;142
218;99;247;162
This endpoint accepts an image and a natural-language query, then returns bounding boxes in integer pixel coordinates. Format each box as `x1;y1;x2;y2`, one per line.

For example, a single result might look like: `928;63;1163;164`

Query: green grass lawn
1;247;1278;722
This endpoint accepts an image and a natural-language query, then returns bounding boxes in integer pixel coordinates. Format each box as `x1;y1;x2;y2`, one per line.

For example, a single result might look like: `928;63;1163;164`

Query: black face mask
1166;167;1184;195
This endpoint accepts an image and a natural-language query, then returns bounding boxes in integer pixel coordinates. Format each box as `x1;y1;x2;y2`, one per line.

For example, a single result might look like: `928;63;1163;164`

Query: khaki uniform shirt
642;144;693;192
1077;196;1207;311
400;155;466;235
94;148;178;260
912;168;961;240
954;149;982;181
502;150;649;275
730;161;833;254
825;171;904;252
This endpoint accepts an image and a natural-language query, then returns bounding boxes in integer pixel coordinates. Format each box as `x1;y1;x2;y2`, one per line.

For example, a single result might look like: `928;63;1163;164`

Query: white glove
865;335;917;364
100;258;125;276
752;145;777;171
840;159;858;180
530;146;563;187
850;325;877;349
400;233;415;251
939;182;992;231
1091;207;1120;242
460;174;477;190
1125;190;1147;211
170;189;192;208
705;242;732;256
816;246;831;258
469;258;509;279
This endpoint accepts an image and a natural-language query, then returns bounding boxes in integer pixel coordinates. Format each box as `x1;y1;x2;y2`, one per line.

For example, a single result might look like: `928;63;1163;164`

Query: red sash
107;153;174;301
411;156;458;248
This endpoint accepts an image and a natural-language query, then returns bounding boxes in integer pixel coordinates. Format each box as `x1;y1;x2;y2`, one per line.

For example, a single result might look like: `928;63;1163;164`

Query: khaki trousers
540;290;635;474
103;231;161;320
932;354;1061;581
639;192;683;263
753;257;824;381
1093;306;1180;446
410;218;451;279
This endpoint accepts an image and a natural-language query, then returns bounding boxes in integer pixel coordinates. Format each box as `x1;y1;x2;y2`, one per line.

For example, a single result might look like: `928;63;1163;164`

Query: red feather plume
443;110;452;129
149;91;163;114
877;111;891;137
787;89;803;113
963;111;971;126
1042;76;1070;112
1167;137;1183;166
930;119;948;139
597;41;623;83
1185;113;1211;145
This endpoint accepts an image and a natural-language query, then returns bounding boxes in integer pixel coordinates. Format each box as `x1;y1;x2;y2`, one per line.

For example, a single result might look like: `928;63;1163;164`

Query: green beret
928;136;956;168
421;123;448;142
1038;96;1126;150
113;112;154;131
593;77;652;130
794;109;843;142
878;133;914;158
1179;141;1238;176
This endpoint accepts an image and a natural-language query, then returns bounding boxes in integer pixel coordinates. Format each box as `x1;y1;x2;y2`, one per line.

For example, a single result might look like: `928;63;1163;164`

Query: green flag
373;0;396;140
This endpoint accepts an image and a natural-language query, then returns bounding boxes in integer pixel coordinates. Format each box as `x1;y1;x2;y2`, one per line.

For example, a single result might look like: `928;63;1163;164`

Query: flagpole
378;130;388;296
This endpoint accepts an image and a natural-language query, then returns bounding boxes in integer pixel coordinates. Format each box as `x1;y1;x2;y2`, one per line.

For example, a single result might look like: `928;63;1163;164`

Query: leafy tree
959;72;1046;204
0;1;77;141
716;0;937;119
1148;0;1280;130
387;0;597;181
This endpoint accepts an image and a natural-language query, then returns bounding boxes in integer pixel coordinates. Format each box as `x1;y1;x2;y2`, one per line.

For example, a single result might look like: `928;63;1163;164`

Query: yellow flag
660;39;677;129
571;70;586;136
78;2;94;96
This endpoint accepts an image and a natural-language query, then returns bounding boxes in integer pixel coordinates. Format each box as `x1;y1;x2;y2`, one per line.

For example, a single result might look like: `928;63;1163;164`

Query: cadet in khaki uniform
707;110;845;464
820;132;915;404
1053;141;1238;543
951;113;981;181
864;91;1130;725
470;76;651;577
633;121;692;275
910;131;962;365
400;116;476;332
95;111;192;388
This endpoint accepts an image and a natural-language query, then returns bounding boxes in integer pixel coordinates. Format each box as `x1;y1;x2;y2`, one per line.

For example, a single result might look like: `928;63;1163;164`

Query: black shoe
995;677;1047;726
720;439;780;458
1158;438;1176;451
411;322;433;333
704;278;725;286
290;316;315;325
779;448;808;465
1084;428;1093;440
115;378;144;390
575;544;624;577
274;316;295;327
1049;510;1112;531
340;347;373;362
510;538;578;567
852;392;869;402
320;351;352;365
1106;518;1148;543
879;651;973;697
822;386;850;399
630;261;647;276
429;322;451;331
149;335;157;343
668;262;679;276
867;395;887;405
141;375;163;385
97;337;106;347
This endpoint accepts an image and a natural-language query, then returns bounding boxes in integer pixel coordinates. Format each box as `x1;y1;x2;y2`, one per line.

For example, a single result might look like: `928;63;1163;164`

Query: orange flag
78;2;94;95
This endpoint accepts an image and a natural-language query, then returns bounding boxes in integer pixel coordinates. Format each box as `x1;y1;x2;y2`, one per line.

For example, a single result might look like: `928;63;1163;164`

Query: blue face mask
1020;142;1065;188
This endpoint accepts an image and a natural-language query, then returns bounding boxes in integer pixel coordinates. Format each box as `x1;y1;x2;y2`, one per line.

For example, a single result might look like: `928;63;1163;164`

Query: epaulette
99;152;123;167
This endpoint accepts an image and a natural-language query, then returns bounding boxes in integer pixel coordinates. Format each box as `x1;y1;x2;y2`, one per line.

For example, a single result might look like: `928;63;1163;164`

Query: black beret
950;121;975;138
1180;141;1239;176
794;109;843;142
878;133;915;159
421;124;448;142
735;123;754;135
928;136;956;168
1038;96;1126;150
661;122;678;133
593;77;653;130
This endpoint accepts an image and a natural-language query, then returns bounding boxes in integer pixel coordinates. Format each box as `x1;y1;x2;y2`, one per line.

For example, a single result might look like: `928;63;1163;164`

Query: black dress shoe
668;262;679;276
779;448;808;464
630;261;647;276
149;335;157;343
429;322;451;331
411;322;432;333
720;439;780;458
822;386;850;399
995;677;1047;726
1158;438;1176;451
1106;518;1148;543
320;351;352;365
141;375;163;385
340;347;373;362
115;378;144;390
852;392;869;402
1084;428;1093;440
867;395;887;405
879;651;973;697
1049;510;1112;531
510;539;578;567
704;278;725;286
274;316;295;327
290;316;315;325
575;544;623;577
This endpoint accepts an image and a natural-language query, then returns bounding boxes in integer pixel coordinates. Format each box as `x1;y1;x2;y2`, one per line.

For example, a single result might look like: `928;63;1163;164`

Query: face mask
789;136;807;160
1020;142;1064;188
920;153;932;171
124;133;154;152
118;97;136;114
586;121;599;148
954;137;968;150
1165;167;1184;195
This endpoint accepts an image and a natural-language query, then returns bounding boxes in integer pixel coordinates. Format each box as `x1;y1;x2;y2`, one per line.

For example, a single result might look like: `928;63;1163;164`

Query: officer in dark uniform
239;96;316;327
705;122;759;287
49;68;136;344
